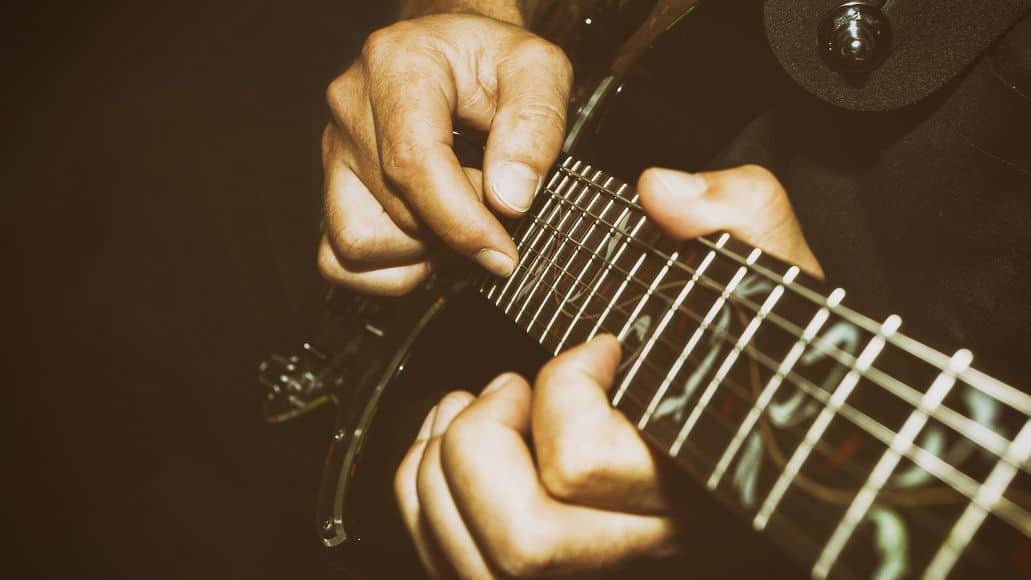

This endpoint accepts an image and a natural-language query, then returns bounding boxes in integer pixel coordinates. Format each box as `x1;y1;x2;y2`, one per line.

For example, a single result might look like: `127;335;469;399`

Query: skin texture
319;12;572;294
322;6;826;577
394;165;825;578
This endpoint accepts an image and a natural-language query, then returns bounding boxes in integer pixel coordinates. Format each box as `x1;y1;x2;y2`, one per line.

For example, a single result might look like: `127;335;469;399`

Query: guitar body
258;2;1031;578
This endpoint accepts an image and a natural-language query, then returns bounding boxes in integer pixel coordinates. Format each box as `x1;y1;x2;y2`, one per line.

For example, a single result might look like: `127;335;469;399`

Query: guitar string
552;163;1031;419
475;161;1031;568
547;163;1031;442
515;188;1028;475
500;165;615;315
484;164;1031;517
504;259;871;472
512;171;607;326
488;161;582;308
506;237;1031;536
521;196;1022;469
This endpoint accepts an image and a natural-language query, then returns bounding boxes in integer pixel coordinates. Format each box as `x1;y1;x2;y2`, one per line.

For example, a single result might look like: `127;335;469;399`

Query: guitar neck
479;156;1031;579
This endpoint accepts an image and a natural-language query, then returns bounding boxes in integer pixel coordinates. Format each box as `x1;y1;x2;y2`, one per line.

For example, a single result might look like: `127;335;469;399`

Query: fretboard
479;156;1031;579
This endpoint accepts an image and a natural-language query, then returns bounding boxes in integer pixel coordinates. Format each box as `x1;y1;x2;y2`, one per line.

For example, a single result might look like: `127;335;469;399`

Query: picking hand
319;14;572;295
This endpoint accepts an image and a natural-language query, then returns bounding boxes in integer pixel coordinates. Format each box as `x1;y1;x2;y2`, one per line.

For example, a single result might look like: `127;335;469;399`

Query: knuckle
738;164;780;196
376;270;426;297
512;101;567;135
519;37;572;75
379;139;424;183
491;529;551;579
360;26;399;64
536;354;569;386
316;243;344;282
325;67;361;119
438;390;474;411
330;222;375;263
539;443;599;502
440;414;477;462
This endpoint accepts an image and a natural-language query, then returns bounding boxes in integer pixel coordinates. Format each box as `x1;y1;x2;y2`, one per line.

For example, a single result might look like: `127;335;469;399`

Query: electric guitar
258;3;1031;577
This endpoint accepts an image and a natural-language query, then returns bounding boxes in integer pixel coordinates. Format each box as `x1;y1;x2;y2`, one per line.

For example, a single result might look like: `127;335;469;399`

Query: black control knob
818;1;892;73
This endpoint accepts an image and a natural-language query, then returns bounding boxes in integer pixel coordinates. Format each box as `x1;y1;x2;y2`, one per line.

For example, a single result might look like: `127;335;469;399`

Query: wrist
399;0;526;27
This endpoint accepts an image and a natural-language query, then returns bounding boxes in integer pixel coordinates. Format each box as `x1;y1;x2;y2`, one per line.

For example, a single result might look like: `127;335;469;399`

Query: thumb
637;164;824;278
533;335;671;512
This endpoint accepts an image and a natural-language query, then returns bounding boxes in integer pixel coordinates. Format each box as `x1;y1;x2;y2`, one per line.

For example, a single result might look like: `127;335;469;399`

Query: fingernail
491;161;540;213
476;248;516;278
652;169;708;198
481;373;514;396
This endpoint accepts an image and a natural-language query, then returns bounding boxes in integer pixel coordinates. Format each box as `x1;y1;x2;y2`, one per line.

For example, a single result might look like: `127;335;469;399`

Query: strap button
818;1;892;73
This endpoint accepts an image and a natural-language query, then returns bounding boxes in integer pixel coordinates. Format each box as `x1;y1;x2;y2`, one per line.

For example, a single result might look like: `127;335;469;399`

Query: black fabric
763;0;1031;110
13;2;392;578
713;10;1031;386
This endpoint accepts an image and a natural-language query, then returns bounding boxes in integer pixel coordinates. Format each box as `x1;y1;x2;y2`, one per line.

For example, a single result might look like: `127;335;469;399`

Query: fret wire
523;172;612;334
505;161;588;311
753;315;903;531
537;181;877;374
513;170;602;325
613;235;725;406
539;180;623;345
812;348;973;579
513;259;776;433
508;241;1031;534
694;235;1031;419
924;419;1031;578
556;164;645;213
513;256;861;478
646;247;752;445
531;171;1027;472
700;244;1022;468
564;188;643;342
494;162;1031;521
553;169;650;345
554;202;639;352
500;163;586;313
487;158;572;300
492;161;578;308
719;284;1020;468
708;289;842;489
558;160;1031;420
557;206;649;351
614;248;679;347
670;253;791;445
587;245;648;341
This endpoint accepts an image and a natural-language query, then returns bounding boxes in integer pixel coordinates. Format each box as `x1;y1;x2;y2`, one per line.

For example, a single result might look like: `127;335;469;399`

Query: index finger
369;54;519;278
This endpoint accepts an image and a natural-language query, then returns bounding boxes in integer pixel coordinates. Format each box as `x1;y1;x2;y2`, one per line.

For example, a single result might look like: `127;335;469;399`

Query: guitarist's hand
318;13;572;295
637;164;824;279
396;335;682;578
394;163;824;577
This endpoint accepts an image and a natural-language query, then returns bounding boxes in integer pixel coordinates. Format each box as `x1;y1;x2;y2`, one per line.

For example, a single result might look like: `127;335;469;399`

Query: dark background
11;1;389;577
